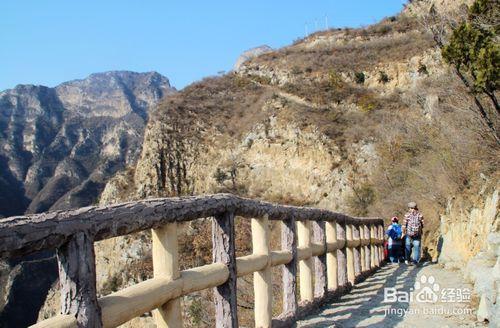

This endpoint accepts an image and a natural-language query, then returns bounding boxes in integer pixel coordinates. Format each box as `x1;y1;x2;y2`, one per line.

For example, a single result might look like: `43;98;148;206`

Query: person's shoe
405;260;409;265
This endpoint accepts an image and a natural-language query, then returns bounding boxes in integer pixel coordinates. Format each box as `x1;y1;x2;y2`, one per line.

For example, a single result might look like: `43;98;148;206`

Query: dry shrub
357;94;379;112
246;27;433;78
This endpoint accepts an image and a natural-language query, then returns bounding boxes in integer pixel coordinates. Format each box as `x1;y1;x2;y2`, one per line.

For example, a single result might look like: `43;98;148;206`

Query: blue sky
0;1;405;91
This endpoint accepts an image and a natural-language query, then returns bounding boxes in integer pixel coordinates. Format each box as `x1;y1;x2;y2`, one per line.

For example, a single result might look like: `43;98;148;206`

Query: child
386;217;403;263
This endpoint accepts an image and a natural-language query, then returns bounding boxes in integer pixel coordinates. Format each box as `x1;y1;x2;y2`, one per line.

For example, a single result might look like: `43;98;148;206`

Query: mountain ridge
0;70;175;328
0;70;174;216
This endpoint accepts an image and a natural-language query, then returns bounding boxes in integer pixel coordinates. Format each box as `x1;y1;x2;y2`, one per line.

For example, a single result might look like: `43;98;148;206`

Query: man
403;202;424;265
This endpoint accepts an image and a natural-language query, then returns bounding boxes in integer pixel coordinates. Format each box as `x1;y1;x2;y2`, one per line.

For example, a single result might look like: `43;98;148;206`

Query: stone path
298;263;483;328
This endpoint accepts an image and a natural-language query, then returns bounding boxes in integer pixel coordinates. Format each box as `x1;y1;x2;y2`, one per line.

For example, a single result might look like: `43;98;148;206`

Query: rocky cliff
0;71;174;217
0;71;174;327
233;45;273;71
438;184;499;324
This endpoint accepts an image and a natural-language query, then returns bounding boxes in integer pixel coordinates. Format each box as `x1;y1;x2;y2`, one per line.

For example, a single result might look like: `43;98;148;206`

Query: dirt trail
247;78;326;109
298;263;482;328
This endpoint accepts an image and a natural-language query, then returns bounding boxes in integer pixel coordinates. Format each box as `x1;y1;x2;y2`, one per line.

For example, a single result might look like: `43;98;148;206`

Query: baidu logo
384;275;441;304
414;275;440;303
384;274;471;304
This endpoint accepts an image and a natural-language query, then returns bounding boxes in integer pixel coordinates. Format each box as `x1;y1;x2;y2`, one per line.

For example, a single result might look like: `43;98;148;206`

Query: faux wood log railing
0;193;385;328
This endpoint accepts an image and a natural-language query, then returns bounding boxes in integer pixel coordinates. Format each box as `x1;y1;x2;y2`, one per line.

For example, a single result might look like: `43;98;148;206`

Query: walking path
298;263;482;328
247;77;327;109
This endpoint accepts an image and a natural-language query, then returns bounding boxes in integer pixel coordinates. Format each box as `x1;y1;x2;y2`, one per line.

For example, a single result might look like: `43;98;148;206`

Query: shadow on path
299;263;424;328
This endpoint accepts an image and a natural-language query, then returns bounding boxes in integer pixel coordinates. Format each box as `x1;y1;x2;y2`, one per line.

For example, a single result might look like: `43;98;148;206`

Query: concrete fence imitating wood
0;193;385;328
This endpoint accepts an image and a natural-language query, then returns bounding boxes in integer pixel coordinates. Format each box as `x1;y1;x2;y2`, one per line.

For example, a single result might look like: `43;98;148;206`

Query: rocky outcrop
438;186;499;324
439;187;498;266
233;45;272;71
101;90;377;211
465;233;499;325
0;71;174;216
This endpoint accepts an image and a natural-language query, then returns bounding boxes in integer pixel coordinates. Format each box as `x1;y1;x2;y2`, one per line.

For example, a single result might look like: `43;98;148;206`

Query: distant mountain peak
0;70;174;217
2;71;174;98
57;70;172;89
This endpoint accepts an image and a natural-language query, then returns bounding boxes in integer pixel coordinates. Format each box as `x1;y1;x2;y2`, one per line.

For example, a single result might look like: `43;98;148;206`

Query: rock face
439;187;498;266
465;233;500;325
438;186;499;324
0;71;174;217
0;71;174;327
233;45;272;71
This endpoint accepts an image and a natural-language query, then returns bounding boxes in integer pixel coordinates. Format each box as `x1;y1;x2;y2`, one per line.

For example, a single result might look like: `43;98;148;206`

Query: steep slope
104;10;493;232
0;71;174;217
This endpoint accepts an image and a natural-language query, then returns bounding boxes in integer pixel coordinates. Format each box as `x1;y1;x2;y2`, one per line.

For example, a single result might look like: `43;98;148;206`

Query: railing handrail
0;193;382;260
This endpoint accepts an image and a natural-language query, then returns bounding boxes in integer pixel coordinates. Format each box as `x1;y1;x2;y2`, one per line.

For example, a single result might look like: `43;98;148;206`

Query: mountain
0;71;174;217
0;71;174;327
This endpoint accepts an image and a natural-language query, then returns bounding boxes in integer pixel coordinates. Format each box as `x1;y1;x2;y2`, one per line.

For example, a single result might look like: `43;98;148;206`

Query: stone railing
0;194;385;328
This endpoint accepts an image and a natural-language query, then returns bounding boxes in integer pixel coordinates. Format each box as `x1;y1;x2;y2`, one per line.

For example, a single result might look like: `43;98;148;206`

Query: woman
386;217;403;263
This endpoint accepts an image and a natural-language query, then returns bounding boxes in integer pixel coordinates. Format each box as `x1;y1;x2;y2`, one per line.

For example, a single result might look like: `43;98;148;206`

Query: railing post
282;216;297;318
360;225;366;274
313;221;327;298
297;220;314;302
252;214;272;328
212;211;238;328
379;224;385;263
152;223;182;328
57;231;102;327
353;224;361;281
346;224;355;285
337;222;348;288
363;225;371;272
370;224;379;267
325;221;338;291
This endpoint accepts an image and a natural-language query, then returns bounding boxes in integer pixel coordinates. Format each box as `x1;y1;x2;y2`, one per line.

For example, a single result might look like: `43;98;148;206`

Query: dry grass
249;17;433;77
152;74;271;141
302;14;421;42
